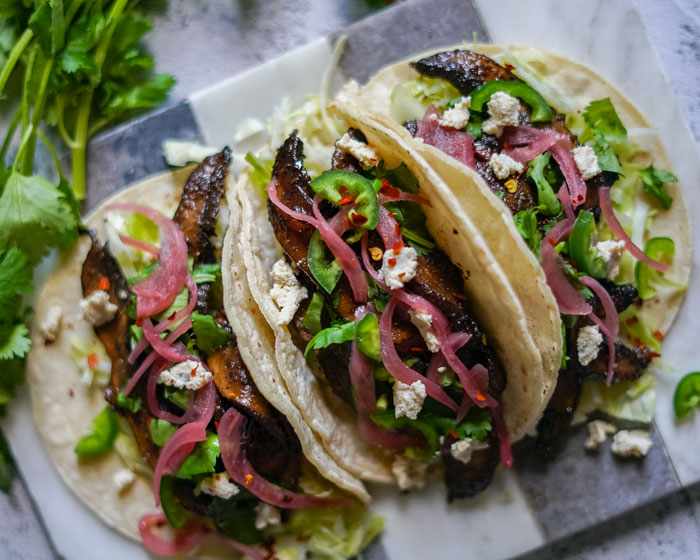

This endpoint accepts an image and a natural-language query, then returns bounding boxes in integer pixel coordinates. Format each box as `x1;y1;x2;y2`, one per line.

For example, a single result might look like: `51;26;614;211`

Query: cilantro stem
20;59;54;175
71;91;92;199
55;95;79;149
0;28;33;97
0;111;21;164
38;129;64;178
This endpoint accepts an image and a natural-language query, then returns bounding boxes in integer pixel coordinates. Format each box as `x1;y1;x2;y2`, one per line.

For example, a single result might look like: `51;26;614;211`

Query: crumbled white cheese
113;469;135;493
437;366;447;374
488;153;524;179
255;502;281;530
391;455;427;491
199;472;239;500
584;420;617;451
118;289;129;301
159;359;212;391
577;325;603;366
611;429;652;458
450;438;489;464
394;380;427;420
336;133;379;169
428;113;439;121
439;96;471;130
80;290;118;326
596;239;626;280
270;259;308;326
482;92;520;137
378;246;418;290
408;309;440;353
39;305;63;342
572;145;602;180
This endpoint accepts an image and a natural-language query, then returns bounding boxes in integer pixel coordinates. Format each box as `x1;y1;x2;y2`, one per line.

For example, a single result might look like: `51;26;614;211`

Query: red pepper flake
449;429;458;439
452;292;466;301
653;330;665;341
98;276;110;291
503;142;510;150
168;312;176;320
251;308;257;314
68;388;74;398
548;237;557;247
338;195;356;205
87;353;99;370
159;362;168;372
410;346;423;352
369;247;383;261
227;393;236;400
392;241;404;253
394;223;401;237
476;390;486;402
339;184;350;197
190;367;198;377
648;351;661;359
147;417;153;424
388;258;397;268
135;317;144;327
504;64;515;72
633;338;645;349
398;272;406;280
378;179;401;199
215;421;220;431
244;474;253;486
626;316;639;326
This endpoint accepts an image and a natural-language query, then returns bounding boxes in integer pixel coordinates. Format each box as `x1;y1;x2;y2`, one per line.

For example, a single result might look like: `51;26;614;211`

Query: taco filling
76;149;380;557
264;130;513;501
388;49;686;447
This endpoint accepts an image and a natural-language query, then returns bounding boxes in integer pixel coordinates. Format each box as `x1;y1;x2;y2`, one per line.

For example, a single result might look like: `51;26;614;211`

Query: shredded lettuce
574;372;656;424
389;76;459;124
114;419;151;477
162;140;220;167
69;336;111;387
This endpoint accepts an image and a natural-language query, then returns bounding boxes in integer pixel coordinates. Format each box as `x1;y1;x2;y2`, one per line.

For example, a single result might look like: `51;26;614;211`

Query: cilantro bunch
0;0;174;414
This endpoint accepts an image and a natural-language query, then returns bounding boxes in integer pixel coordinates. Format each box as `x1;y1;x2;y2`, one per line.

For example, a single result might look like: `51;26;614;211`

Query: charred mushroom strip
577;340;651;383
82;236;161;468
441;431;501;502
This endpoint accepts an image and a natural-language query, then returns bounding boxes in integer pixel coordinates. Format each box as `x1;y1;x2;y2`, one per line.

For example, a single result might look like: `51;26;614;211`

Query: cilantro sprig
0;0;174;485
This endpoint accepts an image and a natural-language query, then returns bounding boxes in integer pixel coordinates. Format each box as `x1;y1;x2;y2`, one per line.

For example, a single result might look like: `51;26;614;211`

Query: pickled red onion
391;291;496;408
358;417;425;452
599;187;669;272
147;362;217;426
142;318;192;363
379;297;457;411
266;178;318;227
312;195;367;303
153;422;207;506
416;105;476;170
492;406;513;469
138;513;264;560
501;126;566;163
129;275;197;365
125;316;193;396
109;203;188;317
219;408;353;508
540;242;592;316
119;235;160;258
361;232;385;287
580;275;620;385
549;140;587;208
138;513;208;557
378;192;431;206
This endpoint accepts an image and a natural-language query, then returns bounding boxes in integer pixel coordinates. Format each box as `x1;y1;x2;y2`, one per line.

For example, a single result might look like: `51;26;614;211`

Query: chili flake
228;393;237;400
388;258;397;268
190;367;198;377
392;241;404;253
394;223;400;237
87;353;99;370
476;390;486;402
338;195;356;205
244;474;254;486
369;247;383;261
135;317;144;327
98;276;110;291
653;330;665;341
449;429;458;439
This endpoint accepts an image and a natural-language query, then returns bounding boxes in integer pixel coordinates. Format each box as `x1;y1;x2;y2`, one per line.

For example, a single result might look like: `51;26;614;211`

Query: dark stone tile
514;422;681;541
335;0;487;84
80;101;201;212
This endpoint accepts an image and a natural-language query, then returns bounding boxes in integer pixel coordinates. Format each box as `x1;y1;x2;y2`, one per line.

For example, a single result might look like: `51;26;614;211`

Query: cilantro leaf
192;263;221;285
191;311;232;355
639;165;676;209
174;432;219;478
0;247;33;319
0;170;78;263
513;209;542;259
0;323;31;360
99;73;176;120
582;98;627;144
590;133;623;175
208;496;262;546
526;153;560;216
116;389;142;413
304;320;355;358
149;418;177;447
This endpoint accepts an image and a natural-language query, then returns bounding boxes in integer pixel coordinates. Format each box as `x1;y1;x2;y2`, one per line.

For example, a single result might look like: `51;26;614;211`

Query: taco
340;45;691;444
27;150;383;558
235;99;562;499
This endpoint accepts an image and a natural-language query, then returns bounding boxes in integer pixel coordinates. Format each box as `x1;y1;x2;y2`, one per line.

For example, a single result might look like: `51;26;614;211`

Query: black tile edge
331;0;489;84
